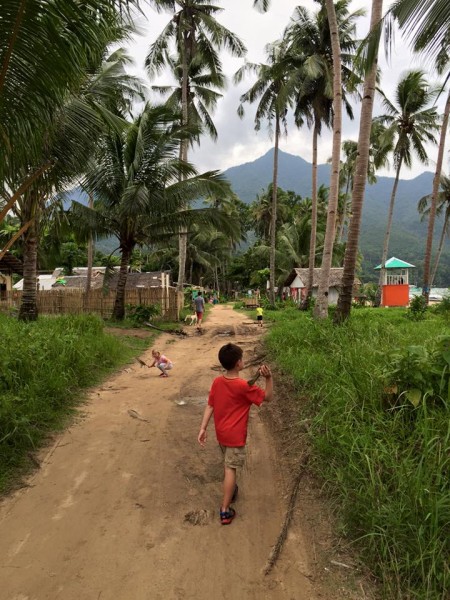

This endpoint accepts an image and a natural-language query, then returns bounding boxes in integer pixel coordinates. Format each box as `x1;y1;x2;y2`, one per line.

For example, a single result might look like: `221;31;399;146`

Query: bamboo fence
0;287;183;320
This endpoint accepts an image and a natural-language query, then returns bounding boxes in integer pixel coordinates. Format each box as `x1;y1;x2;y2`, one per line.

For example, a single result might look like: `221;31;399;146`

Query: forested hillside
223;149;450;284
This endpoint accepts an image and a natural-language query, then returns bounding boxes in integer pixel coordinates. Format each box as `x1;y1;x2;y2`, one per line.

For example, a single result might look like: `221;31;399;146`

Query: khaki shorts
220;445;246;469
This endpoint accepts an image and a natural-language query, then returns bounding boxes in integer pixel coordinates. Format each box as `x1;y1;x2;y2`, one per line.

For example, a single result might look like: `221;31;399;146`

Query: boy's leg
221;466;236;511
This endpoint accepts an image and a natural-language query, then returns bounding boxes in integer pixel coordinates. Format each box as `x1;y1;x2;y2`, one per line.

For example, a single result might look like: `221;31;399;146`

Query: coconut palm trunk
338;174;351;242
378;158;403;294
177;34;190;292
314;0;343;319
303;116;320;309
269;113;280;305
431;206;450;286
18;221;39;322
84;194;94;307
335;0;384;323
422;87;450;301
112;244;133;320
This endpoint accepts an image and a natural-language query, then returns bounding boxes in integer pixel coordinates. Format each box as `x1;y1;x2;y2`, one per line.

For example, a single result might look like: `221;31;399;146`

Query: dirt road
0;305;315;600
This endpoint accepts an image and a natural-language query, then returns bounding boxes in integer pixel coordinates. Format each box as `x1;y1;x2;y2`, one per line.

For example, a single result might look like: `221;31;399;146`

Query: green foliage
125;304;161;325
359;282;378;304
406;294;428;320
0;313;147;492
265;309;450;598
382;336;450;408
432;295;450;319
259;296;278;311
250;268;270;288
223;150;450;286
60;242;87;275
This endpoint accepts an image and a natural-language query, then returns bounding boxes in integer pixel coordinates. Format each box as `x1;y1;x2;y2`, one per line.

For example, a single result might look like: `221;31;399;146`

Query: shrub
125;303;161;325
432;295;450;319
406;294;428;320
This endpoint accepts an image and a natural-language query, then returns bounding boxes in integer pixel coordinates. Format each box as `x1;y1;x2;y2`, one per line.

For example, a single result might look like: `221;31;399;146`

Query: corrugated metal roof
52;272;170;290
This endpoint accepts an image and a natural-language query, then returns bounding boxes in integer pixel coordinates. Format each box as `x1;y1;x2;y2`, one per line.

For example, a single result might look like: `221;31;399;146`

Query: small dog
184;313;198;325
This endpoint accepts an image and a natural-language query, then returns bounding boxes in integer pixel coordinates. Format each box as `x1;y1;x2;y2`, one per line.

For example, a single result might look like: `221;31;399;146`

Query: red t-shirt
208;376;265;447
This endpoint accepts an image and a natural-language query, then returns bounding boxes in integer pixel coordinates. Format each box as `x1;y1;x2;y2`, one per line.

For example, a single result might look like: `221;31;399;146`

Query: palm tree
146;0;246;291
418;174;450;286
235;41;292;305
389;0;450;63
253;0;270;11
79;102;231;320
276;188;329;270
251;185;292;245
152;55;225;146
8;50;143;321
375;70;440;298
421;43;450;301
373;2;450;301
337;124;392;241
0;0;135;214
335;0;385;324
313;0;344;319
284;0;363;309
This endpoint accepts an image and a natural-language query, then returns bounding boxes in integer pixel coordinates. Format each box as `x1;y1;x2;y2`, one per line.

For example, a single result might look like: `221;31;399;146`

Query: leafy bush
125;303;161;325
382;336;450;407
259;296;278;310
359;282;379;305
431;295;450;319
406;294;428;320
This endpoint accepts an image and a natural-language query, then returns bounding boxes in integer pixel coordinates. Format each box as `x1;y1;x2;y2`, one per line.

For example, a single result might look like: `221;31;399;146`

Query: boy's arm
198;404;214;446
260;365;273;403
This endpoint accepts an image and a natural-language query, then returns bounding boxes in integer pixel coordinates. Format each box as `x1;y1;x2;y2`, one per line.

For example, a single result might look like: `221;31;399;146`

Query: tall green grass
0;313;148;493
265;308;450;599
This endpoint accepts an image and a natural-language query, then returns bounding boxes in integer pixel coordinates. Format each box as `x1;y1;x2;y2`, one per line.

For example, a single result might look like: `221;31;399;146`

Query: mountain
223;149;450;285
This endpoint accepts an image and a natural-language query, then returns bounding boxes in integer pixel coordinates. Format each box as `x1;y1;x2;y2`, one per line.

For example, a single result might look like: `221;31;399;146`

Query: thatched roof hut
284;268;360;304
0;251;23;275
284;267;355;289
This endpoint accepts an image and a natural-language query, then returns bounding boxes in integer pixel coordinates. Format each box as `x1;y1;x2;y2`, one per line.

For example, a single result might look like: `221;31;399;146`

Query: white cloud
125;1;449;180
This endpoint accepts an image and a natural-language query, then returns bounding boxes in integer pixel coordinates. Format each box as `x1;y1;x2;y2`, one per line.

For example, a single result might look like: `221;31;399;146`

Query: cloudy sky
126;0;447;180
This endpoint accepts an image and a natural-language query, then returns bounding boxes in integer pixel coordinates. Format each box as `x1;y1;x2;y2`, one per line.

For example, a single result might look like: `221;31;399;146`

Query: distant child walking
149;350;173;378
197;343;273;525
256;306;264;327
193;291;205;330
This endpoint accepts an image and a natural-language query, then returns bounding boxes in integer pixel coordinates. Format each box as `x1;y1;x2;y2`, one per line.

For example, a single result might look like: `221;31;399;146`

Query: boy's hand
198;428;207;447
260;364;272;379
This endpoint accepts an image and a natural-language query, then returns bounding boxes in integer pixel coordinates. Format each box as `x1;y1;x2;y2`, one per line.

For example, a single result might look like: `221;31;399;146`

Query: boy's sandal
231;484;238;504
220;507;236;525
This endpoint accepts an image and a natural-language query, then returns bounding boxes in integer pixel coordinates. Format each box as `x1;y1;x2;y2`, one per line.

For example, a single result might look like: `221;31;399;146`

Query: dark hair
218;343;243;370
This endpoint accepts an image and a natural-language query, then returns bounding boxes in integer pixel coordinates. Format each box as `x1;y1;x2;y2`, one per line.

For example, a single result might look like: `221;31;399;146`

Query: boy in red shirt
197;343;273;525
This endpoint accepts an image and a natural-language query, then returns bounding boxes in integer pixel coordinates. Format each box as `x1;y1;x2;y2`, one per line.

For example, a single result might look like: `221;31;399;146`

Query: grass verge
0;313;150;494
265;307;449;599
